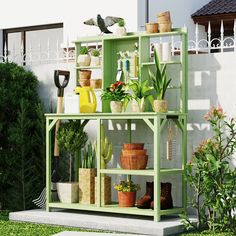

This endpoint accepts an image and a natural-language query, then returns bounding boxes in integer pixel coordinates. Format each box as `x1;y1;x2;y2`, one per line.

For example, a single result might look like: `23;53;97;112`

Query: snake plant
148;48;172;100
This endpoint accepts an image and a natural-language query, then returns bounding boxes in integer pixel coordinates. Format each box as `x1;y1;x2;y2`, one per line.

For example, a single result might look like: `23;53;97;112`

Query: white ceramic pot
153;100;168;113
116;27;127;37
153;43;163;61
131;100;145;113
110;101;123;113
57;182;79;203
90;56;101;66
77;54;91;67
162;42;171;61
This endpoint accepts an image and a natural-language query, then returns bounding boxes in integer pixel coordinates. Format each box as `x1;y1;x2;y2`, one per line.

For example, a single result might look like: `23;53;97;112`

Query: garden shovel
52;70;70;183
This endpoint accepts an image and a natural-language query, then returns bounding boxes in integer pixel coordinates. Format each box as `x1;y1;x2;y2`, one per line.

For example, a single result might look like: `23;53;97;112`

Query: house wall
0;30;2;55
138;0;208;40
31;52;236;205
0;0;138;44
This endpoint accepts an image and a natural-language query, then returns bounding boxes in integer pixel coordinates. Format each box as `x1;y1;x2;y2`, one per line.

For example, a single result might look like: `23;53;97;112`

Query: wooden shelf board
76;66;101;70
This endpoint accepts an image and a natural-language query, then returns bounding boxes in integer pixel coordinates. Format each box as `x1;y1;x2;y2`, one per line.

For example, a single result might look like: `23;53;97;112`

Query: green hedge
0;63;45;210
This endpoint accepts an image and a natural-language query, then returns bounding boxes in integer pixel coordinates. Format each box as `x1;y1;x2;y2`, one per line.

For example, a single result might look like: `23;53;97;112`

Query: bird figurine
84;14;124;34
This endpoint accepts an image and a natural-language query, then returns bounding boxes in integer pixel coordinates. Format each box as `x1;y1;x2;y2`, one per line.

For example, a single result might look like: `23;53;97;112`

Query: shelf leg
154;117;161;222
74;120;81;181
127;119;132;182
97;119;101;207
182;117;187;213
46;117;52;212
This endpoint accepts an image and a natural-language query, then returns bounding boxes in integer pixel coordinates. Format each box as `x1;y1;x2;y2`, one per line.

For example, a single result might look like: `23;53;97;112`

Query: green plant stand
45;28;188;222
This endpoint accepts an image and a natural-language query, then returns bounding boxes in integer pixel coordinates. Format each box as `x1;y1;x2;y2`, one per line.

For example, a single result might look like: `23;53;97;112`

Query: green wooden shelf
48;202;184;217
46;28;188;222
76;66;101;70
141;61;181;67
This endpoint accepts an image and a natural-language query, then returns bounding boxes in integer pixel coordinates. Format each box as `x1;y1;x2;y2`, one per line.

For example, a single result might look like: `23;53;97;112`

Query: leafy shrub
181;107;236;234
0;62;45;211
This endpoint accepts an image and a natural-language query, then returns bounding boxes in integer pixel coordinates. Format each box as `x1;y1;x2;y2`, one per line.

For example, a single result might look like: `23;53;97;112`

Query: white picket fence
1;19;236;66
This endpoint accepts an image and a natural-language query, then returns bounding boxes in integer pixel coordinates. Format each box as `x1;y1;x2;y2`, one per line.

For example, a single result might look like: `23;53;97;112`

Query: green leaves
149;48;172;100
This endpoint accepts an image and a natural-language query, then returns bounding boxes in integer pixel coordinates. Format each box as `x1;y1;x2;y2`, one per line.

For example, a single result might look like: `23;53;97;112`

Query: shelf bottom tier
48;202;184;217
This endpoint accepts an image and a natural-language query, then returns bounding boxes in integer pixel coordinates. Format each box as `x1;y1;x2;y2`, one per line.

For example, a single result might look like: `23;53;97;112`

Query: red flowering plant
101;81;131;109
181;106;236;233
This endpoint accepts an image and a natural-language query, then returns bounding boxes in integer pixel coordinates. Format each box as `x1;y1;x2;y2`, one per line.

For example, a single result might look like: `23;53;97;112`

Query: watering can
75;86;97;113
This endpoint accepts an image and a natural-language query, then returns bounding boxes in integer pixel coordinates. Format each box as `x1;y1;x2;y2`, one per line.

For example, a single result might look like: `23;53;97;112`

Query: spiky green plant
81;142;96;169
148;48;172;100
79;46;89;55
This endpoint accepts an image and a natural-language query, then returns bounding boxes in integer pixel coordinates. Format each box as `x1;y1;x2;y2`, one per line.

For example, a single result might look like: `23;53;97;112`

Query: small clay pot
153;100;168;112
123;143;144;150
122;149;147;157
110;101;123;113
79;78;90;87
90;79;102;89
146;23;158;34
79;70;92;80
77;54;91;67
159;23;172;33
120;154;148;170
157;11;171;23
118;191;136;207
90;56;101;67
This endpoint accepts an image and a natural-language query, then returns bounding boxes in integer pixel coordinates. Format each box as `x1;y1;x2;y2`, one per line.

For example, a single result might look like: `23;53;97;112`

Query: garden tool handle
54;70;70;97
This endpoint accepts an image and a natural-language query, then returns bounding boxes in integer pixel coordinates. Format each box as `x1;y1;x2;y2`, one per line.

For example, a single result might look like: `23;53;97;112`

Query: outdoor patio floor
9;209;194;236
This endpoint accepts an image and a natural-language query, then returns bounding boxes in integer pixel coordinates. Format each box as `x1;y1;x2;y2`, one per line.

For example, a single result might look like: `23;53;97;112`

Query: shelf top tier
74;27;187;43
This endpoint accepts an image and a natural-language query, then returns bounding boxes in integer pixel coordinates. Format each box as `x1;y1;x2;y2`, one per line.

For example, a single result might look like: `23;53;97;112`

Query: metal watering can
75;86;97;113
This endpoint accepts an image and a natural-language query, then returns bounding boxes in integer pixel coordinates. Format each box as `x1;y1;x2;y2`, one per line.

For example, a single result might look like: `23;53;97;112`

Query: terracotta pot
122;149;147;156
157;11;171;23
118;191;136;207
57;182;79;203
90;79;102;89
120;154;148;170
123;143;144;150
77;54;91;67
158;23;172;33
95;176;111;205
90;56;101;67
146;23;158;34
153;100;168;112
79;70;92;80
79;78;90;87
110;101;123;113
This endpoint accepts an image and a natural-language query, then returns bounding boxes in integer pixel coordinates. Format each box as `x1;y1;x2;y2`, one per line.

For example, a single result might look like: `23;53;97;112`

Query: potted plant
114;181;140;207
148;48;172;112
95;124;113;205
79;141;96;204
101;81;131;113
128;78;154;112
57;120;88;203
90;49;101;66
116;19;127;37
77;46;91;66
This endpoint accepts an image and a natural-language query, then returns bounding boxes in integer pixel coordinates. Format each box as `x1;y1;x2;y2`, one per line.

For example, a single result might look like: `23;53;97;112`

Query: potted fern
114;181;140;207
79;141;96;204
116;19;127;37
77;46;91;66
57;120;88;203
128;78;153;112
148;48;172;112
90;49;101;66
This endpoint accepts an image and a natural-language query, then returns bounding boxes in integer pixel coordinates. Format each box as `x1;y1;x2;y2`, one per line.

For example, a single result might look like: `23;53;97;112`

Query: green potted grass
148;48;172;112
57;120;88;203
90;49;101;66
114;181;140;207
79;141;96;204
128;78;153;112
116;19;127;37
77;46;91;66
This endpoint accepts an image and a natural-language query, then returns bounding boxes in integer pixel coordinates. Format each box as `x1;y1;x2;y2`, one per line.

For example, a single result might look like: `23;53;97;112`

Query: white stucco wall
0;0;138;44
0;30;3;55
138;0;209;40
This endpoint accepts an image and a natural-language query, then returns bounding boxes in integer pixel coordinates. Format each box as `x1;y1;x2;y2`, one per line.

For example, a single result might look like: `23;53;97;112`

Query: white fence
1;19;236;65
